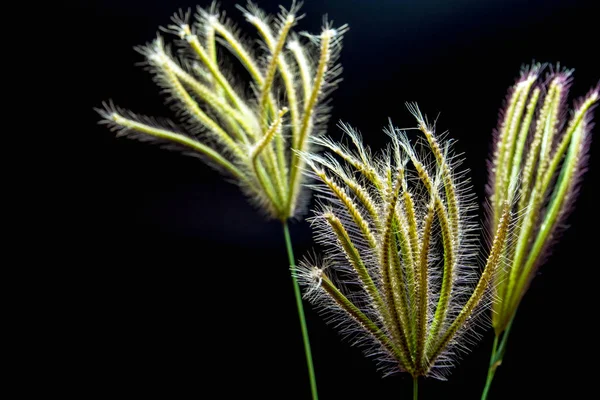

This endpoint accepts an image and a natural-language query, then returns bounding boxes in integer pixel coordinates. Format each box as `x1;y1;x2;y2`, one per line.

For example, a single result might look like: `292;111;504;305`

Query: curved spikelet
96;1;347;221
488;64;598;334
297;106;513;379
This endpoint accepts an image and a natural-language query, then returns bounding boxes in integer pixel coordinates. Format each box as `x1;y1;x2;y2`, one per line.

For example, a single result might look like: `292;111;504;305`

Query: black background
54;0;598;398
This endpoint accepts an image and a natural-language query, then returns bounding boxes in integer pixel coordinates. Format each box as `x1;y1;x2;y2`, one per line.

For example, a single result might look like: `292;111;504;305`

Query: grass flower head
97;1;347;221
297;106;513;379
488;64;599;334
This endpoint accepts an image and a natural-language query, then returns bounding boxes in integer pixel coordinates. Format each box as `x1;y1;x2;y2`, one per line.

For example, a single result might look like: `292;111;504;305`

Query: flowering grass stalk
297;106;515;398
96;3;347;398
482;64;598;399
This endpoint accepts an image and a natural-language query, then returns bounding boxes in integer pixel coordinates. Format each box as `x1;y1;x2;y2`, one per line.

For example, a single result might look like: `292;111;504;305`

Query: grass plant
97;3;348;398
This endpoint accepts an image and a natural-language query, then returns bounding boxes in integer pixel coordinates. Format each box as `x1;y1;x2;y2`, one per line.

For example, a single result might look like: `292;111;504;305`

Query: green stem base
283;222;319;400
413;376;419;400
481;315;516;400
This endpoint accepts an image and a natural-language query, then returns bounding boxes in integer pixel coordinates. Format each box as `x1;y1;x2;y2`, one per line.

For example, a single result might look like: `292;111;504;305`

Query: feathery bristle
487;64;598;333
97;2;347;221
297;106;512;379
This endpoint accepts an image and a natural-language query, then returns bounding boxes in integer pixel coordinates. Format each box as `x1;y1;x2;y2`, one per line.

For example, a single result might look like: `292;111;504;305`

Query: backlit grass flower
97;2;346;221
95;3;348;398
297;106;513;393
481;64;598;399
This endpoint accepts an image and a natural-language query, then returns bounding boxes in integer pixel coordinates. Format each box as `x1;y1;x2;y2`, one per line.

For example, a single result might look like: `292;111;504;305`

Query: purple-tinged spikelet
488;64;598;334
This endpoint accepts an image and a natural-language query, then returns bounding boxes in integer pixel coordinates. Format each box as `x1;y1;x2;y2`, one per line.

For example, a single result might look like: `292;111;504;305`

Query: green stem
481;314;516;400
481;335;499;400
413;376;419;400
283;222;318;400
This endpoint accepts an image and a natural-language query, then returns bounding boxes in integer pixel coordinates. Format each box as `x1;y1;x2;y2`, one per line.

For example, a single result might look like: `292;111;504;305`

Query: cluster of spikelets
296;106;513;379
488;65;599;334
97;2;347;221
94;0;600;389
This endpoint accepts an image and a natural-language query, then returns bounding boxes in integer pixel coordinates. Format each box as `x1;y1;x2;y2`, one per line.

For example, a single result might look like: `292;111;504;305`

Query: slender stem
481;314;516;400
413;376;419;400
283;221;319;400
481;335;499;400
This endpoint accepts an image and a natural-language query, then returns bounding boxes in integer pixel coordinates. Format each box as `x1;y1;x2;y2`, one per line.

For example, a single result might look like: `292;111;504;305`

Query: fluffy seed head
297;105;513;379
488;63;598;333
96;2;347;221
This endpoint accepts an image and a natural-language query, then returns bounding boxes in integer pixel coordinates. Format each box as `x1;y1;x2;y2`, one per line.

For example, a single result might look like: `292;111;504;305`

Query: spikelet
296;105;513;379
96;2;347;221
487;63;598;334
